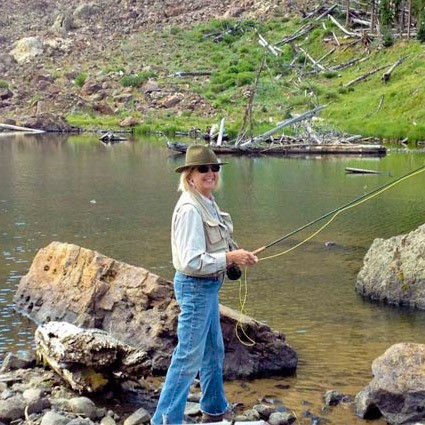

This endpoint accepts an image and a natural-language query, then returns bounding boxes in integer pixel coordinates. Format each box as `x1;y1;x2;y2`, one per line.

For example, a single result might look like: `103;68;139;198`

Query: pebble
68;397;98;420
123;407;151;425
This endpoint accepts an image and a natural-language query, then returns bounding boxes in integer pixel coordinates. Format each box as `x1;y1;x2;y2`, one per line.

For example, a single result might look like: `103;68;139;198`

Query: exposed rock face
10;37;44;63
356;223;425;309
14;242;298;380
354;343;425;425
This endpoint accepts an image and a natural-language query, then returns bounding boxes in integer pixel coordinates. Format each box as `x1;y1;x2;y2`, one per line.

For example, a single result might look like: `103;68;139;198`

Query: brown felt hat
175;145;228;173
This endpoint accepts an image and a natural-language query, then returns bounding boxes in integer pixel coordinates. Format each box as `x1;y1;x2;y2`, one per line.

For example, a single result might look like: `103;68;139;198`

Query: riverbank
1;2;425;141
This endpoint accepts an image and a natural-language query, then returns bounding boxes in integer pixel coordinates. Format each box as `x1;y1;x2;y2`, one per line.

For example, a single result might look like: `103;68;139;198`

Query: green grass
75;72;87;88
66;16;425;141
0;80;9;88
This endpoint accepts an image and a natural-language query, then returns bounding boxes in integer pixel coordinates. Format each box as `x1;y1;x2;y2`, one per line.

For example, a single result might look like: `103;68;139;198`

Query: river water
1;133;424;424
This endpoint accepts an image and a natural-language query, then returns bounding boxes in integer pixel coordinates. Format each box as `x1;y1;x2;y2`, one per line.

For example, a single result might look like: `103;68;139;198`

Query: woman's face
189;166;220;197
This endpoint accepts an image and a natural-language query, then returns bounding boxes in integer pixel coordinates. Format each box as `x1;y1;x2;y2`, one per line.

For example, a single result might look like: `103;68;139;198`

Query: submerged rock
356;223;425;309
14;242;297;380
354;342;425;424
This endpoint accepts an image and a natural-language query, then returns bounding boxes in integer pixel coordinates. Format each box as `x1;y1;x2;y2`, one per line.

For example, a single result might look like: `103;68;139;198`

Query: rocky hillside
0;0;294;129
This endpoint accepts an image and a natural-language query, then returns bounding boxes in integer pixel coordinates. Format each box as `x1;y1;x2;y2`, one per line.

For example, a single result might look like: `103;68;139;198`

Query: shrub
75;72;87;87
382;31;394;47
0;80;9;88
120;71;157;87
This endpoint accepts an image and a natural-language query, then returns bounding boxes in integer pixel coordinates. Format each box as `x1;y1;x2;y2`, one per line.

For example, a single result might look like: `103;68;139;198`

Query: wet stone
123;407;151;425
324;390;344;406
68;397;98;420
41;411;69;425
268;411;296;425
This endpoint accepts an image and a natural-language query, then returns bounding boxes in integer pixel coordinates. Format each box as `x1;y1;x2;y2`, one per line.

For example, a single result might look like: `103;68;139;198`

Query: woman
151;145;258;425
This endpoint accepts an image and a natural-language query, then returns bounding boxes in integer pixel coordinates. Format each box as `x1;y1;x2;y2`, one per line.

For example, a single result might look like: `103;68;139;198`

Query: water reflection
0;134;424;424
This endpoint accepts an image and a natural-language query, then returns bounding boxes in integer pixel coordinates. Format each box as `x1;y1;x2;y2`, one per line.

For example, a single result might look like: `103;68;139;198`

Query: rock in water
355;343;425;424
356;223;425;309
14;242;297;379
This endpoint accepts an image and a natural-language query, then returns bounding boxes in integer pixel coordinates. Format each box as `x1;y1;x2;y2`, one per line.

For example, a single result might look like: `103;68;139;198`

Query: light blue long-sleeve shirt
172;194;227;276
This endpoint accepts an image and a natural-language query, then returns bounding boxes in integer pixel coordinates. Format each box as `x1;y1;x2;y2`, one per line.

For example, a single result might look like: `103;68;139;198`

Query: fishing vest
171;190;237;274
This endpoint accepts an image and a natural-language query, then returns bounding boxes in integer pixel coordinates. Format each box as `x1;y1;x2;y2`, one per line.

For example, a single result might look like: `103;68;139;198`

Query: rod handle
252;246;267;256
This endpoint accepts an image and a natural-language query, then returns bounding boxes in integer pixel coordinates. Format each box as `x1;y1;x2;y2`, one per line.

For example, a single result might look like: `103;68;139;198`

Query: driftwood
343;63;390;87
258;33;279;56
328;14;362;37
35;321;152;393
296;46;326;71
377;94;384;112
382;56;407;83
277;23;315;46
216;118;225;147
174;71;212;77
315;4;338;21
330;55;369;70
0;123;44;134
345;167;384;174
250;106;326;145
318;47;337;64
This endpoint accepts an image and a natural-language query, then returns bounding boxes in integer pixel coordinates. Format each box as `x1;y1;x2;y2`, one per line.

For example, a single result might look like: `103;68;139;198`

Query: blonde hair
178;167;222;192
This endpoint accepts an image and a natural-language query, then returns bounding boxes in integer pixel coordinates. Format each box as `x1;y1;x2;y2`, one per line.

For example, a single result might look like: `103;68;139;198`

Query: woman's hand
226;249;258;266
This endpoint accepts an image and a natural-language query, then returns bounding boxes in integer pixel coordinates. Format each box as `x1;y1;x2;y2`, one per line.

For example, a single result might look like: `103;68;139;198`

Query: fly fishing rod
252;163;425;256
226;163;425;280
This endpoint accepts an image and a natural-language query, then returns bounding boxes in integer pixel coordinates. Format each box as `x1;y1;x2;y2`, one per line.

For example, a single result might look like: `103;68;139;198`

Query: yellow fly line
235;164;425;347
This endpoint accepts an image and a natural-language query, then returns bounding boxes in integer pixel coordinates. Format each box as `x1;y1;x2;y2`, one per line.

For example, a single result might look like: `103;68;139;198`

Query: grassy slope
67;17;425;141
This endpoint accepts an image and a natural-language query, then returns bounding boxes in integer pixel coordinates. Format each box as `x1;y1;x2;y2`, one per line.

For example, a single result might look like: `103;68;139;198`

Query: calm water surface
1;133;424;424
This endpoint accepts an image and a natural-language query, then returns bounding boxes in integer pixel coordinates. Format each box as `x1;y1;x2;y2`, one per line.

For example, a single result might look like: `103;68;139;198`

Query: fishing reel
226;264;242;280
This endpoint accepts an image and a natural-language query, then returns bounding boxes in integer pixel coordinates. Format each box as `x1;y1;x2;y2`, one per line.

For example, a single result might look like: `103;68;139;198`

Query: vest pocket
205;220;224;246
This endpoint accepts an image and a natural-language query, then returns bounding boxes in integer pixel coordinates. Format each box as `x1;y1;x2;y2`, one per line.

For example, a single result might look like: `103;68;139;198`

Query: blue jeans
151;272;228;425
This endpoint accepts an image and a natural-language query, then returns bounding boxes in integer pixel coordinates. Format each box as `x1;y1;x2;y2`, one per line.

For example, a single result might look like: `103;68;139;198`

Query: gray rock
0;384;6;392
73;3;100;21
184;402;200;416
23;387;50;414
187;391;201;402
0;89;13;101
123;407;151;425
41;411;69;425
356;223;425;309
100;416;116;425
253;404;276;419
355;343;425;424
1;389;14;400
238;409;261;421
10;37;43;63
0;352;33;372
0;395;26;421
67;419;95;425
268;411;296;425
68;397;98;420
324;390;343;406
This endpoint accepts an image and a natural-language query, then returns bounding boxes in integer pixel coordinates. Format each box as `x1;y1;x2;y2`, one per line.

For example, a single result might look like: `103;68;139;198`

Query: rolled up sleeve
173;204;226;275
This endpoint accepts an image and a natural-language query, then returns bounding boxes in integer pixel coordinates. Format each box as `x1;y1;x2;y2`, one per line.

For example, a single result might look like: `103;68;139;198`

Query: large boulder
355;343;425;424
14;242;297;380
356;223;425;309
10;37;44;63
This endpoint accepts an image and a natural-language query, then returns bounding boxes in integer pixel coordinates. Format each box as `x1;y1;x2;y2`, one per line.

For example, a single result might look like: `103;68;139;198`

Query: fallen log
345;167;383;174
343;64;391;87
277;23;315;46
174;71;212;77
296;46;326;71
14;242;298;380
330;55;369;71
328;14;361;37
258;33;279;56
382;55;408;83
35;321;152;393
250;106;326;145
0;123;45;134
315;4;338;21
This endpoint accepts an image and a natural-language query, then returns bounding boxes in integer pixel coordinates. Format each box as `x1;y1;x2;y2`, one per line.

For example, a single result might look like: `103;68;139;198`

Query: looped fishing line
234;164;425;346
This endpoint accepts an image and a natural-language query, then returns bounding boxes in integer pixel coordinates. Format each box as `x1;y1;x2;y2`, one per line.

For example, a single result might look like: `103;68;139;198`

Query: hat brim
175;161;228;173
